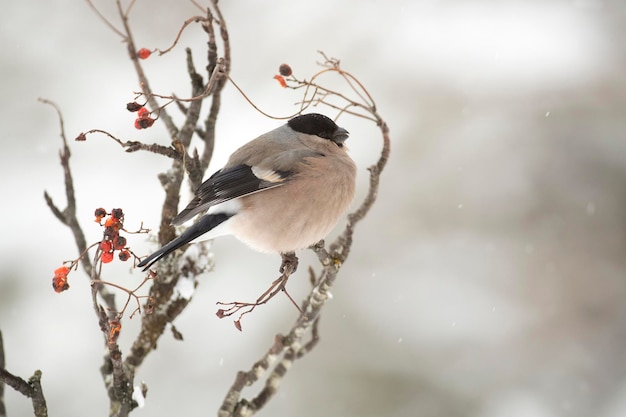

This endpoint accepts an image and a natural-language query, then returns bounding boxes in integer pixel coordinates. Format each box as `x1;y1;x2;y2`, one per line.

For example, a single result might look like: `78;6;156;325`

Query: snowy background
2;0;626;416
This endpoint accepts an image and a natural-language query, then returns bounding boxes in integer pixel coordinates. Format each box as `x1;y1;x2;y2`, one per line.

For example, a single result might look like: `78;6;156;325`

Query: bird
137;113;357;271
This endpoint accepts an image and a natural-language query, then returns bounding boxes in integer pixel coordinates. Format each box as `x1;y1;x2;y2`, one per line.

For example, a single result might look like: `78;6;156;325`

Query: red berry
137;107;149;118
102;252;114;263
104;216;118;228
137;48;151;60
118;250;131;262
100;240;113;252
54;266;70;278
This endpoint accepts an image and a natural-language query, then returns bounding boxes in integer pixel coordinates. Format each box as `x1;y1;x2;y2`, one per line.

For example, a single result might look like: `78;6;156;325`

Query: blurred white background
1;0;626;416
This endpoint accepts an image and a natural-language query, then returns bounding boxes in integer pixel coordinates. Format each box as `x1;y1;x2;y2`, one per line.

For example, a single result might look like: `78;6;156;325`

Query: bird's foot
280;251;299;275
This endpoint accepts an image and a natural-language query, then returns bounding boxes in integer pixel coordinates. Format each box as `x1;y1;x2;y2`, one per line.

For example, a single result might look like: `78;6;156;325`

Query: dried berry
114;235;127;250
279;64;292;77
111;208;124;220
135;117;155;129
52;275;70;293
127;102;143;112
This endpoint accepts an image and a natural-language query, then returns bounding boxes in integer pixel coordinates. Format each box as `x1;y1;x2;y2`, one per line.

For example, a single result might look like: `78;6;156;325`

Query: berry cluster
96;208;131;263
127;102;155;129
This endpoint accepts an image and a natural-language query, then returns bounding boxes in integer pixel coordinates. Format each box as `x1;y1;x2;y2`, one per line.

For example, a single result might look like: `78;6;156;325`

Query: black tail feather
137;213;231;271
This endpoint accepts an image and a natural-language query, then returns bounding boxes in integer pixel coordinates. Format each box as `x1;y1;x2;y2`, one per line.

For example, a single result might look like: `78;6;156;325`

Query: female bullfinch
138;113;357;271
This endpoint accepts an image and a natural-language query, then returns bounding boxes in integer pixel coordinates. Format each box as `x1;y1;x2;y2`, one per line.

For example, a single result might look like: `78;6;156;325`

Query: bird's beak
332;127;350;145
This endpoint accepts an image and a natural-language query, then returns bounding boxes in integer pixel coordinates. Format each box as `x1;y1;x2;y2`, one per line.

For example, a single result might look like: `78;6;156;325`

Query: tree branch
40;99;118;312
0;331;48;417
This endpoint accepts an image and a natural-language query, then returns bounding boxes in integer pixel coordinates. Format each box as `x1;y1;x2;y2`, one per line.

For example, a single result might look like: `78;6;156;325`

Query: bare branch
39;98;93;273
199;0;231;174
0;332;48;417
43;191;67;225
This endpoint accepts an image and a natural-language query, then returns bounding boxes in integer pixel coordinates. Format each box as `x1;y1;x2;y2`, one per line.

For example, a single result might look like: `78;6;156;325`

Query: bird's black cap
287;113;348;144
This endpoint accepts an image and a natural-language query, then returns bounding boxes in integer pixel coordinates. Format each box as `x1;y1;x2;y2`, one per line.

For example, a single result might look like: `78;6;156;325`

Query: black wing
171;164;290;225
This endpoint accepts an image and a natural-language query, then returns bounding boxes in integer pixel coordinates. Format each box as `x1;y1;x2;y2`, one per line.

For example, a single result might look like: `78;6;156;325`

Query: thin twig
155;16;209;56
226;75;307;120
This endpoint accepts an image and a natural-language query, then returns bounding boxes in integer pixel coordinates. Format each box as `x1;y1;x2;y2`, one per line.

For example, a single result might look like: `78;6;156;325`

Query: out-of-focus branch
0;331;48;417
0;329;5;417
